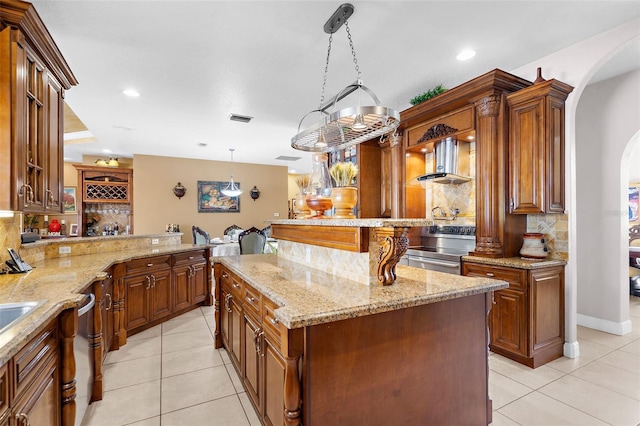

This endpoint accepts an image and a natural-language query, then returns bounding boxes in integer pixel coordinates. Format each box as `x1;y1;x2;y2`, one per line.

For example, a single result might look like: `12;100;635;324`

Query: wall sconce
249;186;261;201
172;182;186;199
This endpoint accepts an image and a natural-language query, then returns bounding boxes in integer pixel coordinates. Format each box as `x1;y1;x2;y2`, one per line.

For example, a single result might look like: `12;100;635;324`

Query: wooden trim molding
272;224;369;253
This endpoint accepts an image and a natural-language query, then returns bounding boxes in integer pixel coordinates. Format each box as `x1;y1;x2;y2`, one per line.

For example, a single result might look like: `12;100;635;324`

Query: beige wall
132;154;288;242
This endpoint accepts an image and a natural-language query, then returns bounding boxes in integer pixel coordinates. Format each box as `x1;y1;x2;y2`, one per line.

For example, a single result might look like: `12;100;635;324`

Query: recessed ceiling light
123;89;140;97
102;149;112;154
420;148;428;153
198;143;208;147
456;49;476;61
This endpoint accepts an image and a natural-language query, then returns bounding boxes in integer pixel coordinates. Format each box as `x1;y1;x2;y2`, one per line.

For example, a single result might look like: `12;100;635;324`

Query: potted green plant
329;162;359;219
23;214;39;232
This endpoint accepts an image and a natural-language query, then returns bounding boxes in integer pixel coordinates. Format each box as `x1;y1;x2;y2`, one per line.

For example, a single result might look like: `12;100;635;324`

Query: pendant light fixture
221;148;243;197
291;3;400;153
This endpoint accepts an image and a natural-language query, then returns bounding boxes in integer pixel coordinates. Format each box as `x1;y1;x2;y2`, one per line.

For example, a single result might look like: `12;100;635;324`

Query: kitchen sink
0;301;43;334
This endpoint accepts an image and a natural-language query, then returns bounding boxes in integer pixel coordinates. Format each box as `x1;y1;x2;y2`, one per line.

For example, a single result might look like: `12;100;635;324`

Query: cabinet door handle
222;272;229;279
147;263;153;267
259;331;265;357
269;316;279;325
509;197;514;212
485;272;495;277
45;189;54;206
15;412;30;425
232;283;241;289
246;296;256;304
254;328;261;354
189;256;194;260
145;276;151;289
19;184;34;205
106;293;113;310
106;273;113;279
151;274;156;288
225;294;232;312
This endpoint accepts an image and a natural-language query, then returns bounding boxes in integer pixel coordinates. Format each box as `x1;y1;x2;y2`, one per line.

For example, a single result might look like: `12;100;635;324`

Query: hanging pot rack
291;3;400;153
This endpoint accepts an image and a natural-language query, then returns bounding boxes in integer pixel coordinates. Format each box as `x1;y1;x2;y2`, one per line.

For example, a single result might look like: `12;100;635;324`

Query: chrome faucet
431;206;459;221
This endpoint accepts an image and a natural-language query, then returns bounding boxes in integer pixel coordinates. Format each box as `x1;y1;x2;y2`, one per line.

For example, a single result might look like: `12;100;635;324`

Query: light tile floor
82;298;640;426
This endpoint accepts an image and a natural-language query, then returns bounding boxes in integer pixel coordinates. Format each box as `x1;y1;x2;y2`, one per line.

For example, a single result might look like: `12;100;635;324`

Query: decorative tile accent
527;214;569;260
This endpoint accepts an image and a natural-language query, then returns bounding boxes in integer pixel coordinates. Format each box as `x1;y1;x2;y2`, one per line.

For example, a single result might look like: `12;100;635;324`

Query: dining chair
224;224;242;236
238;226;267;254
192;225;211;245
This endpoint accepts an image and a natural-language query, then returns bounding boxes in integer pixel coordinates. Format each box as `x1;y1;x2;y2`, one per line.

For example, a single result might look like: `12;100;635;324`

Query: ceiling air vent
229;113;253;123
276;156;301;161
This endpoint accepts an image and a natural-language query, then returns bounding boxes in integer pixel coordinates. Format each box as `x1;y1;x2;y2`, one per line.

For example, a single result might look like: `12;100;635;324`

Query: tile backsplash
527;213;569;260
0;215;22;266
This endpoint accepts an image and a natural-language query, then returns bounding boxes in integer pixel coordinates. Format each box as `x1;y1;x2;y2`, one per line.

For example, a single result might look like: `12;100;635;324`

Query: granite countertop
24;232;184;248
0;243;203;365
462;255;567;269
216;254;508;329
270;218;433;227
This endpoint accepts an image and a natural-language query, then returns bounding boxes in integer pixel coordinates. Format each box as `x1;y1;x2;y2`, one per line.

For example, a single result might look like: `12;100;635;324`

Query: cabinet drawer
173;250;207;266
262;297;281;346
219;267;243;297
12;320;58;400
463;263;526;291
243;284;262;319
125;256;171;275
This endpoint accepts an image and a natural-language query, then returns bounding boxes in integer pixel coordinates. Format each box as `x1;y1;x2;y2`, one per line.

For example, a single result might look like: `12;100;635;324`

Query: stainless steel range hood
417;172;470;185
417;137;471;185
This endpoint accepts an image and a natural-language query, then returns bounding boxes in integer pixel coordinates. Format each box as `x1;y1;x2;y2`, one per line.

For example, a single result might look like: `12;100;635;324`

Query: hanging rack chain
319;32;333;108
344;19;361;79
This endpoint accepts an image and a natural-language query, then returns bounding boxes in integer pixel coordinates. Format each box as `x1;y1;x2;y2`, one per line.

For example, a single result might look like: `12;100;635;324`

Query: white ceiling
31;1;640;174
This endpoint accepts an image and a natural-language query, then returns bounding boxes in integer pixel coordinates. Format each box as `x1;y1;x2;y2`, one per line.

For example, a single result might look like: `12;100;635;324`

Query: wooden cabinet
507;78;573;214
9;319;60;426
463;261;564;368
0;1;77;212
219;268;243;370
123;256;172;331
398;70;531;258
11;355;58;426
0;363;8;425
116;249;212;341
328;139;382;218
380;141;393;218
215;264;288;425
74;165;134;237
172;250;208;312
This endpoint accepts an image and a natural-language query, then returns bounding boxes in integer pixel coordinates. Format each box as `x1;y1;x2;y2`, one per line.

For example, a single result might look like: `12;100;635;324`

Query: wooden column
472;93;505;257
59;308;77;426
91;281;104;402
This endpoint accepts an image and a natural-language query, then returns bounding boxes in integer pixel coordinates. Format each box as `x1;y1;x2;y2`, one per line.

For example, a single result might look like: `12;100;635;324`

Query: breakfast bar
214;219;508;425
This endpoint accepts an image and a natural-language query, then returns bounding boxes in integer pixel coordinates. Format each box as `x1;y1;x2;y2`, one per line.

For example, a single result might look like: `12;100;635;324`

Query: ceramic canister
519;233;548;259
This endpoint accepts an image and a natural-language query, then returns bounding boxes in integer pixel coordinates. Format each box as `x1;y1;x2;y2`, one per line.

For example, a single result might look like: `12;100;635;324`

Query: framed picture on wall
197;181;240;213
69;224;78;236
63;187;77;213
630;185;639;224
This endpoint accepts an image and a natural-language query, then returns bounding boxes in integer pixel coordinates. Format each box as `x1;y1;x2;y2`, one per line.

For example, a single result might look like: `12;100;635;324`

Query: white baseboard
563;341;580;359
577;313;633;335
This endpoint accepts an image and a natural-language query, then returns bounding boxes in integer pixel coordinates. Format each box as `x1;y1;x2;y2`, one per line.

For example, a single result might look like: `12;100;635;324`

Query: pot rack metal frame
291;3;400;153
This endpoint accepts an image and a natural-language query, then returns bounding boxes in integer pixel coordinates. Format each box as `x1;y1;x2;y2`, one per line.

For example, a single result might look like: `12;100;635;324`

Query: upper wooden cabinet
0;0;78;212
507;78;573;214
74;165;134;236
398;69;532;258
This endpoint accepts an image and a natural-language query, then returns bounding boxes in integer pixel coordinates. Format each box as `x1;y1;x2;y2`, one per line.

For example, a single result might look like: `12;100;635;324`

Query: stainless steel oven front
401;226;476;275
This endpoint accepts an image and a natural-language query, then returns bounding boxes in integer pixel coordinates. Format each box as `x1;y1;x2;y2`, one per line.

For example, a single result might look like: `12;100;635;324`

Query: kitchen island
214;219;508;425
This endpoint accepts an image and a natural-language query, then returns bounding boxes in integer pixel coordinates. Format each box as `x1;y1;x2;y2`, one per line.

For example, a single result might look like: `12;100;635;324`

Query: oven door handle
409;258;459;269
78;293;95;317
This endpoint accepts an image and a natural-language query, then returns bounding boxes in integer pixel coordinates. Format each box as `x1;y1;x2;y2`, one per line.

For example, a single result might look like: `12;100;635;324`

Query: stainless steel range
400;225;476;275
